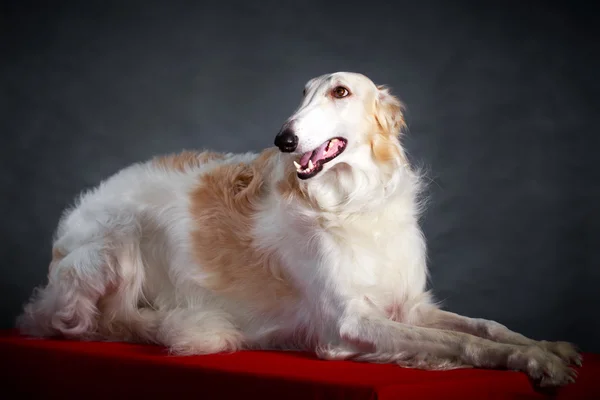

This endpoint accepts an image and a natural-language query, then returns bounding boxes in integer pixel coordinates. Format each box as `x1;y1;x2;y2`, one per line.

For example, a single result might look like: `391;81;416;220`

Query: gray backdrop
2;0;599;352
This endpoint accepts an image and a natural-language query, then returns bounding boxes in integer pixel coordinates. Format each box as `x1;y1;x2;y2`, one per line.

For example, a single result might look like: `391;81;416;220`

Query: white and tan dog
18;72;581;387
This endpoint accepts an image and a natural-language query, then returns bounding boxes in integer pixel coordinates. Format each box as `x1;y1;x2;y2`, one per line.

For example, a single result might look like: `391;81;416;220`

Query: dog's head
275;72;406;183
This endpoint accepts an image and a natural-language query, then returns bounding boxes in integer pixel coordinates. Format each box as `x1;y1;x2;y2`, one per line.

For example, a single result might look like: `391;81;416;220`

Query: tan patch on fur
51;247;65;260
375;85;407;133
153;150;226;172
190;147;299;312
371;86;408;166
276;156;311;203
49;247;65;272
371;134;402;163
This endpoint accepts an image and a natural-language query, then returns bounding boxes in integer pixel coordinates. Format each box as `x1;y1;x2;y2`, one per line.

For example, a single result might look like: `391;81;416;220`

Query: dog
18;71;581;387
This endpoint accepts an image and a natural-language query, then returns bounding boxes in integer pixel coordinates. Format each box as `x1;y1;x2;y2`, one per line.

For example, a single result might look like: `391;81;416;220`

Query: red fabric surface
1;330;598;399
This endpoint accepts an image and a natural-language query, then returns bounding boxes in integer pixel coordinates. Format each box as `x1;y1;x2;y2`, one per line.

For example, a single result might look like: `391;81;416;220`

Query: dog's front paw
510;346;577;387
539;340;582;367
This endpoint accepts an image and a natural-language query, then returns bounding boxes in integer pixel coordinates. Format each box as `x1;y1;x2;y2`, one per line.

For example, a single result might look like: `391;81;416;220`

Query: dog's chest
325;214;429;322
329;215;412;289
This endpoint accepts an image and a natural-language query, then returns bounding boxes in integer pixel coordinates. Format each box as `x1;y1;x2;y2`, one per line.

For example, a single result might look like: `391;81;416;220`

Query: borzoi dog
18;72;580;387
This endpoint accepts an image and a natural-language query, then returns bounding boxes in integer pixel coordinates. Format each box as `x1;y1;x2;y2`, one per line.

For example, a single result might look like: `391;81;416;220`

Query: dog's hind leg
17;241;116;340
155;307;245;355
16;205;141;341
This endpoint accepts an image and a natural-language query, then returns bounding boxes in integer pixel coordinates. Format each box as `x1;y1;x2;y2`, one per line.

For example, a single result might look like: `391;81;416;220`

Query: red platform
1;330;598;399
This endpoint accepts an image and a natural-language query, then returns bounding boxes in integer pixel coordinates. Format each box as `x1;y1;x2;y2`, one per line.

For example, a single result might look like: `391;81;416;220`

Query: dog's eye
303;88;306;96
332;86;350;99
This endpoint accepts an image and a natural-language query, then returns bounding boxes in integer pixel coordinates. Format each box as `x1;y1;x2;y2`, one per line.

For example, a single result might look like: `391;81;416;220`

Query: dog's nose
274;127;298;152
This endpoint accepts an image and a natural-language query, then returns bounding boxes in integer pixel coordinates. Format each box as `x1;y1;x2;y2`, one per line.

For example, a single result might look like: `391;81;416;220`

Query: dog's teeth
308;160;314;169
293;161;301;170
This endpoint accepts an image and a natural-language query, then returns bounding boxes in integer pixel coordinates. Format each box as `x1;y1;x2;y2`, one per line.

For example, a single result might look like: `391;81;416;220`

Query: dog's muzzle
274;127;298;153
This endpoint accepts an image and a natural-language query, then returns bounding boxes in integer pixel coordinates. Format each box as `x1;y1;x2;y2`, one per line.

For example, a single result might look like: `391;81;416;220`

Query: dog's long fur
18;72;581;387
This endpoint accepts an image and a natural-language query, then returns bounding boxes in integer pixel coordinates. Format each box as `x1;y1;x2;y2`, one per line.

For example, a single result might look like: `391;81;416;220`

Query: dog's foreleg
334;301;576;387
414;308;582;366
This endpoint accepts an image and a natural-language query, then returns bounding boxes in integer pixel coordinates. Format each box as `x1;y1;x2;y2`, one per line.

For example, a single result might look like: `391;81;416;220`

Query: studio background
2;1;598;352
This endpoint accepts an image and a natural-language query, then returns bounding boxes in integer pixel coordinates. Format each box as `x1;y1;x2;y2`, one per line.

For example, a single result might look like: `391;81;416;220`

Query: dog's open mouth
293;137;347;179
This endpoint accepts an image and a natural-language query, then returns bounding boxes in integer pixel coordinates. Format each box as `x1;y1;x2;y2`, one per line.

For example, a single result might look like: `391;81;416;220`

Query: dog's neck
271;148;422;225
282;159;418;219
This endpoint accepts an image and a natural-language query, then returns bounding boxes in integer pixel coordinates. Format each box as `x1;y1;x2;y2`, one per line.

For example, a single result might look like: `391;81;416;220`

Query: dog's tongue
299;141;330;168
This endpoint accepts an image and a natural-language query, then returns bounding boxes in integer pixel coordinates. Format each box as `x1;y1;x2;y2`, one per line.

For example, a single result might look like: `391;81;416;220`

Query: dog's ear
371;85;406;165
374;85;405;136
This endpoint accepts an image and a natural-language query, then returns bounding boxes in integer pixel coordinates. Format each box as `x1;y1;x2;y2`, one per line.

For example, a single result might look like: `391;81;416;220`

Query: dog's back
17;150;280;349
